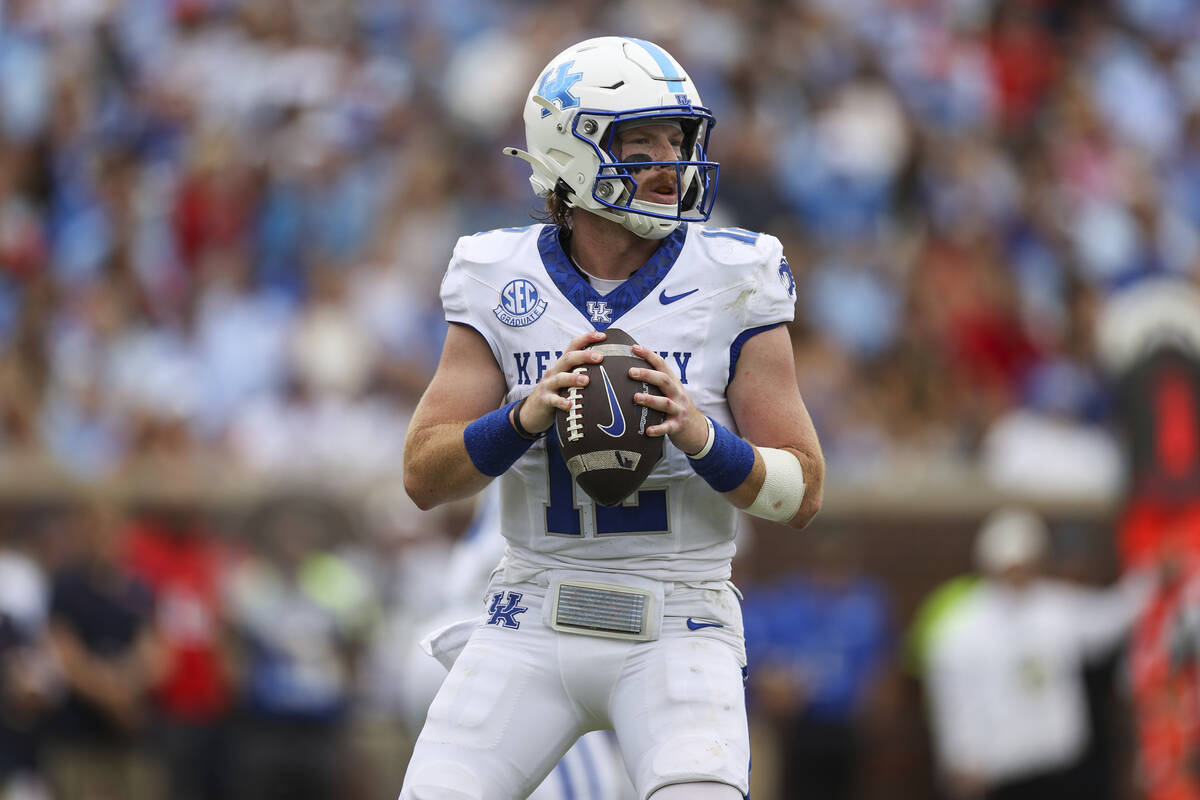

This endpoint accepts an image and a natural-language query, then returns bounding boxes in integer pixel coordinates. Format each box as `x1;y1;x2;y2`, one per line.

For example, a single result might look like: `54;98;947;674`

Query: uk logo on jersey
586;300;612;323
495;279;548;327
536;61;582;117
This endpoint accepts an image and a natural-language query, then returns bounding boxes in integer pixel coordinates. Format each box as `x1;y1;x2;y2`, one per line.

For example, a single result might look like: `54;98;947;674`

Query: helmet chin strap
621;212;678;240
569;198;679;240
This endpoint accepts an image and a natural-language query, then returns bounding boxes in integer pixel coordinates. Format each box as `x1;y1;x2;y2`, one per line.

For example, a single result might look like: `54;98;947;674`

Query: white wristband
745;447;806;523
687;416;716;459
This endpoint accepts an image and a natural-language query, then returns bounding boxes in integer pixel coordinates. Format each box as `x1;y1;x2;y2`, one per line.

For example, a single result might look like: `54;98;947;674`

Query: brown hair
532;190;573;231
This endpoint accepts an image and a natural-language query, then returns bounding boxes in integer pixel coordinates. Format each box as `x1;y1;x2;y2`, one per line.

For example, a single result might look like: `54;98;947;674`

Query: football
555;328;666;507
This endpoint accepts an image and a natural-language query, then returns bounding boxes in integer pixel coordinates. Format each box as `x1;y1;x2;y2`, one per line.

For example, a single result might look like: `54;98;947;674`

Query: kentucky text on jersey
513;350;693;385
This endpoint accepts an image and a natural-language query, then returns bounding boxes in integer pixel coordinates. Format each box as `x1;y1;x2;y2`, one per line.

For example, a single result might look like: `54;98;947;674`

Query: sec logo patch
495;279;548;327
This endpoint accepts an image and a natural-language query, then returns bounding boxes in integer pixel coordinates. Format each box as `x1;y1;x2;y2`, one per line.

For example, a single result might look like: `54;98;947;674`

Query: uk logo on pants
487;591;528;629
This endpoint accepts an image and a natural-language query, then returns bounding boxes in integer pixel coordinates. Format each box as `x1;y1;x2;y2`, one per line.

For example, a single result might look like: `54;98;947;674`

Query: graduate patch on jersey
494;278;548;327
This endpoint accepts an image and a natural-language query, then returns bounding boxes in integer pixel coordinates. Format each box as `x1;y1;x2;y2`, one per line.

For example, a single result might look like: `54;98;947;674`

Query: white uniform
401;222;796;800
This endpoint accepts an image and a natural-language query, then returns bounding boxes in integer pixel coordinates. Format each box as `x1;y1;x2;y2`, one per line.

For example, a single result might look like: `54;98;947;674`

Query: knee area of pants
648;781;742;800
400;761;482;800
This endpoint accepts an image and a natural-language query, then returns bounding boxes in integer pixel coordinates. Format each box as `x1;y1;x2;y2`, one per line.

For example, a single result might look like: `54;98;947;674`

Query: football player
401;36;824;800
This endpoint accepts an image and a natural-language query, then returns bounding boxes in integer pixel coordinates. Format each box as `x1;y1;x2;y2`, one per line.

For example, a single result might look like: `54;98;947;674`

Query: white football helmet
505;36;719;240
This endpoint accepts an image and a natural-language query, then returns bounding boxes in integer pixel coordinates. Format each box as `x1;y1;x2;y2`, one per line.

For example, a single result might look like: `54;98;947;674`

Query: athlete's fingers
552;369;589;405
564;330;606;355
633;391;673;414
565;347;604;369
629;366;677;399
631;346;708;450
631;345;675;378
552;341;604;377
634;393;679;438
520;337;600;431
524;367;590;421
645;420;674;438
538;369;591;398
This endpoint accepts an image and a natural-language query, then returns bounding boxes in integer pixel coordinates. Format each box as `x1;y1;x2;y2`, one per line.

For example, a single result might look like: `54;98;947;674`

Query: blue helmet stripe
626;38;685;93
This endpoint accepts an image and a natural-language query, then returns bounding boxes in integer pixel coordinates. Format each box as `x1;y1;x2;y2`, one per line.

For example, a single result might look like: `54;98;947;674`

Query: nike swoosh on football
597;365;626;437
659;288;699;305
686;618;725;630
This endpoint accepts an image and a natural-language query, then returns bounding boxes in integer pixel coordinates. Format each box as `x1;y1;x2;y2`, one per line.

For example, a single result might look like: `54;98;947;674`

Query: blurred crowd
0;487;458;800
0;0;1198;494
3;0;1200;799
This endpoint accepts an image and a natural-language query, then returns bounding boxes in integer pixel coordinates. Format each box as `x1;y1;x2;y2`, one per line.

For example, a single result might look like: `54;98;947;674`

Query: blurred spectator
1094;275;1200;800
0;508;60;800
1129;542;1200;800
1095;276;1200;565
43;497;165;800
224;495;376;800
979;357;1123;500
743;530;893;800
123;502;236;800
922;508;1150;800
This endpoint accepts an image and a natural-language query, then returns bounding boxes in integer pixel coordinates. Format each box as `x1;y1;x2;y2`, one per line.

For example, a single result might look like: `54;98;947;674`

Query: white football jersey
440;222;796;583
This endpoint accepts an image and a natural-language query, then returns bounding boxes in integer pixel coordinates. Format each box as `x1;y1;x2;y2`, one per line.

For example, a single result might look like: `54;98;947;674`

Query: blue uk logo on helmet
536;60;583;117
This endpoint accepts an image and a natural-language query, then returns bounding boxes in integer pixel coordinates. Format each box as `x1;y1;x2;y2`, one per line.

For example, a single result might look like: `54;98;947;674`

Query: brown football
554;328;666;506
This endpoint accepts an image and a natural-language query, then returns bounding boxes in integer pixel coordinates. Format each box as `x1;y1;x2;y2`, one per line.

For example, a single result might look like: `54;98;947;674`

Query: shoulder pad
452;225;543;266
690;225;782;269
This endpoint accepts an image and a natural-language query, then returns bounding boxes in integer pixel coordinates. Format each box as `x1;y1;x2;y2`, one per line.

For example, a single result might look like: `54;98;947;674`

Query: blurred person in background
743;529;893;800
224;494;376;800
1095;276;1200;578
43;497;165;800
0;507;62;800
1094;276;1200;800
922;508;1151;800
1129;539;1200;800
122;500;237;800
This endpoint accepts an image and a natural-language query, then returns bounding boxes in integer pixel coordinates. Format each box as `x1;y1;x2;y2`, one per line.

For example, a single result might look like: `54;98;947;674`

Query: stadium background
0;0;1196;798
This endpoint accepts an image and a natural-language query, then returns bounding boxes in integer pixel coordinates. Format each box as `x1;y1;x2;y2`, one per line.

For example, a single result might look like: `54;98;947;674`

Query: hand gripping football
555;328;666;507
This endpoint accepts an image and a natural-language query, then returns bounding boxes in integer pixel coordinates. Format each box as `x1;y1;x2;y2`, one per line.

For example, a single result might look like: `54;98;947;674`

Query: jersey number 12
544;436;669;536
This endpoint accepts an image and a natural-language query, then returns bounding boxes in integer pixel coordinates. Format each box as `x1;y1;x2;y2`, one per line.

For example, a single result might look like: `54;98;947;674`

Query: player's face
613;122;685;205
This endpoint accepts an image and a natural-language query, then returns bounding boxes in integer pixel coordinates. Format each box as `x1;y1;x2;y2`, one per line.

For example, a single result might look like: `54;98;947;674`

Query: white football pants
399;574;750;800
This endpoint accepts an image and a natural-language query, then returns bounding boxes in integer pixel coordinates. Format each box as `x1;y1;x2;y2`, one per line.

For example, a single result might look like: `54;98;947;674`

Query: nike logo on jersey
659;288;699;305
686;618;725;631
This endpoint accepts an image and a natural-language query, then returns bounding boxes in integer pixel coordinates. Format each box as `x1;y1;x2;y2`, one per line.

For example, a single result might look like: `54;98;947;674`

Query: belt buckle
548;578;660;642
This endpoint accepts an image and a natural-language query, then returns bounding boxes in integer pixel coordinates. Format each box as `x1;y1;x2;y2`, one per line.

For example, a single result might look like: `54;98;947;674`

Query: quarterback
401;36;824;800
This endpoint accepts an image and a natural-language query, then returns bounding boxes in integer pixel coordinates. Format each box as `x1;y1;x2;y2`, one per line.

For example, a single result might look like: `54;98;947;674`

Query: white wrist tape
688;416;716;459
745;447;806;523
